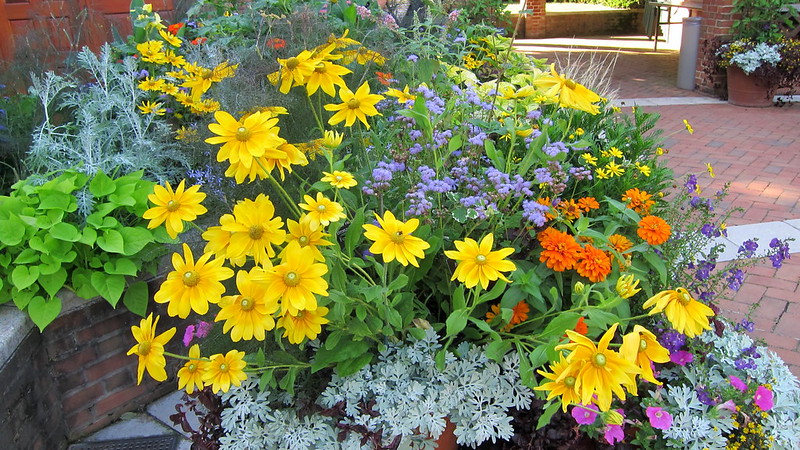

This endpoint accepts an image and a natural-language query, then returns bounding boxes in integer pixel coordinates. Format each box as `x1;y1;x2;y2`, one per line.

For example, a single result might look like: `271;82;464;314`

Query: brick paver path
518;38;800;375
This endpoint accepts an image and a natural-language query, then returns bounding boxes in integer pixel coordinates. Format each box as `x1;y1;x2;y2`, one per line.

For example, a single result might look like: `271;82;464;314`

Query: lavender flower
738;239;759;257
769;238;791;268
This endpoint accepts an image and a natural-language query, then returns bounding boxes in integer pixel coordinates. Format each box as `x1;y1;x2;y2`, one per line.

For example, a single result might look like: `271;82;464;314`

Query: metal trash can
677;17;702;90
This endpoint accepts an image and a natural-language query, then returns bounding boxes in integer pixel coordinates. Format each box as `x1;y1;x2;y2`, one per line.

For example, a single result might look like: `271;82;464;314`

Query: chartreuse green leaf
122;281;149;317
12;288;36;310
120;227;154;255
37;190;74;211
90;272;126;306
28;295;61;332
96;230;125;253
104;258;138;276
11;265;39;290
0;215;26;245
49;222;81;242
445;308;470;337
38;267;67;298
89;170;116;197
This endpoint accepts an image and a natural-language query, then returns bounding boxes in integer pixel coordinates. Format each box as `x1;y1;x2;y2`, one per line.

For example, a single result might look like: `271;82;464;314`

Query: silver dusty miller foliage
219;329;534;449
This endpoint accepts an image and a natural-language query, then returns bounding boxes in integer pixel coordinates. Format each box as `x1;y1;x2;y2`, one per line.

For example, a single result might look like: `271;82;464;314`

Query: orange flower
266;38;286;49
191;37;207;45
537;197;556;221
376;71;394;86
608;234;633;254
167;23;184;35
638;216;671;245
557;199;583;221
486;301;530;331
576;244;612;282
538;227;582;272
574;317;588;335
577;197;600;212
622;188;655;215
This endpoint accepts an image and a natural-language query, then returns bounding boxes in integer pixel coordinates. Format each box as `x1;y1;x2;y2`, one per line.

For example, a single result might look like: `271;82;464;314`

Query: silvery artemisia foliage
27;44;188;195
655;327;800;449
219;329;533;449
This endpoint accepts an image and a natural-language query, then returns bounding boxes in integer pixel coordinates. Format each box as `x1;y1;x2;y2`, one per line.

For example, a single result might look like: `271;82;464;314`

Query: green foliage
0;169;172;330
548;0;643;9
731;0;795;42
0;88;40;193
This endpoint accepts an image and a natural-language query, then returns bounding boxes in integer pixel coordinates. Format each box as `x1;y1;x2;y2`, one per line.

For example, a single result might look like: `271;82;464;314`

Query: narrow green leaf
536;401;561;430
485;340;512;362
643;250;668;285
445;308;469;337
386;274;408;292
336;353;373;377
325;330;344;351
345;208;365;257
28;295;62;332
540;312;581;339
122;281;149;317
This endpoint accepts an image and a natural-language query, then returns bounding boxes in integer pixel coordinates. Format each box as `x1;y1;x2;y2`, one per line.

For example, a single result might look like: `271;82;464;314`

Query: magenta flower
195;320;212;338
645;406;673;430
754;386;774;411
571;404;598;425
670;350;694;366
604;423;624;444
728;375;748;392
182;324;196;347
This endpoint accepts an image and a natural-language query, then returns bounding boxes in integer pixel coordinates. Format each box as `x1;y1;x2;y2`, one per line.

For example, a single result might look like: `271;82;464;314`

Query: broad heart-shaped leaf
119;227;154;256
90;272;126;306
96;229;125;253
12;287;36;310
11;265;40;290
122;281;149;317
104;258;139;276
38;267;68;298
28;295;62;331
36;189;74;211
49;222;81;242
89;170;116;197
71;269;100;300
0;215;26;246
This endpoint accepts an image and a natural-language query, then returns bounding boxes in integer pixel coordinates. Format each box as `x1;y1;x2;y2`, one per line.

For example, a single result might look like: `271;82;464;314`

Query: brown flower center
239;297;255;311
593;352;607;367
166;200;180;212
286;57;300;70
183;270;200;287
390;231;405;244
284;271;300;287
249;225;264;240
347;98;361;109
235;126;251;141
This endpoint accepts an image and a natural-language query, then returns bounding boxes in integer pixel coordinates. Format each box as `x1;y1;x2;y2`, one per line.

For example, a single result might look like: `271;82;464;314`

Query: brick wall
0;278;184;447
696;0;737;95
524;0;547;39
544;10;643;38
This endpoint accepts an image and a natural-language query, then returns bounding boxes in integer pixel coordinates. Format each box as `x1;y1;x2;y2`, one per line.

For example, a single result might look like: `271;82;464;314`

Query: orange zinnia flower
638;216;671;245
557;199;583;221
576;244;612;282
574;317;588;335
538;227;582;272
537;197;556;221
167;23;184;35
376;71;394;86
622;188;655;215
608;234;633;254
577;197;600;212
266;38;286;49
486;301;530;331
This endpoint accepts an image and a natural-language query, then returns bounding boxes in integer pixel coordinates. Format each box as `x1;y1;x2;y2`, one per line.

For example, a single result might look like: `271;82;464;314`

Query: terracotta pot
726;66;774;107
434;419;458;450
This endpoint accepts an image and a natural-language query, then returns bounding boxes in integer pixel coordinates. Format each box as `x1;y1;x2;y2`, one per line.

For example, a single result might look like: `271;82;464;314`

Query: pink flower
670;350;694;366
754;386;774;411
728;375;748;392
645;406;672;430
571;404;598;425
604;409;625;444
182;324;195;347
195;321;212;338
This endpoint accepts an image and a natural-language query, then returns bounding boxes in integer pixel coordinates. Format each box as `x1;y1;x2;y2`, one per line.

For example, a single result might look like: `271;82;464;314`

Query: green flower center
565;79;577;89
335;175;343;182
317;204;327;212
166;199;180;212
298;236;309;246
593;352;607;367
564;376;576;387
476;254;487;265
240;297;255;311
347;98;361;109
236;126;251;142
391;231;405;244
678;289;692;305
249;225;264;240
284;271;300;287
138;341;151;355
314;62;327;73
286;57;300;70
183;270;200;287
201;68;214;79
188;363;197;371
219;363;228;372
639;338;648;352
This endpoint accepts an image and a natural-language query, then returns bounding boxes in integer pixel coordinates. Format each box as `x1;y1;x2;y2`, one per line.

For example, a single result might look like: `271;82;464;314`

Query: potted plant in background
716;0;800;106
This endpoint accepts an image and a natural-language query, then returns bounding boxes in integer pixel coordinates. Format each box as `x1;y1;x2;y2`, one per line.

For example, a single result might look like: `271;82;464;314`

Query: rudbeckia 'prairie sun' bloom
282;215;333;262
155;243;234;318
305;60;351;96
260;245;329;314
556;323;641;411
324;82;384;129
642;288;715;337
321;170;358;189
445;233;516;290
203;350;247;393
219;194;286;266
620;325;670;385
269;49;317;94
534;353;583;412
215;268;279;341
205;110;285;170
533;64;601;114
278;306;330;344
298;192;346;229
615;274;641;299
143;179;207;239
127;314;176;384
362;210;431;267
177;344;206;394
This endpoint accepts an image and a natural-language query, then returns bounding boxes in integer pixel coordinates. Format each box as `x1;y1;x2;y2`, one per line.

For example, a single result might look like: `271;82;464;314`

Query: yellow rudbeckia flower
177;344;206;394
444;233;516;290
215;267;279;342
203;350;247;393
324;82;384;129
362;210;431;267
642;288;715;337
533;64;601;115
277;306;330;344
143;179;207;239
127;314;176;384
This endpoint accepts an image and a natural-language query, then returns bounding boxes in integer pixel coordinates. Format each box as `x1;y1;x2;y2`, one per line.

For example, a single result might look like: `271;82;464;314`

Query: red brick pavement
517;37;800;375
